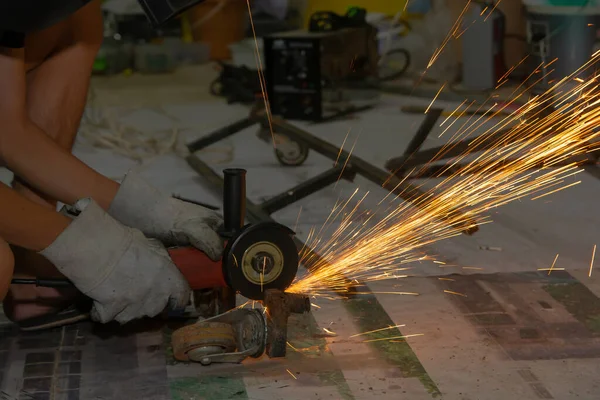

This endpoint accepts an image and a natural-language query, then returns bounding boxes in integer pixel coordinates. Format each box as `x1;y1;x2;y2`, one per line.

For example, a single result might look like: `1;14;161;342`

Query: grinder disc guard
223;222;298;300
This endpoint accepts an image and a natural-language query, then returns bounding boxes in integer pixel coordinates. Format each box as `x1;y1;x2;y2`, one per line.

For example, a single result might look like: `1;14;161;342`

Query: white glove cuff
39;199;132;294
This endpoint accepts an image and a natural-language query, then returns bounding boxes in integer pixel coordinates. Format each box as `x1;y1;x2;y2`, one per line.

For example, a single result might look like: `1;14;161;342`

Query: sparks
246;0;275;146
427;1;471;69
322;328;337;336
287;342;299;352
425;83;447;114
547;254;560;276
590;245;596;277
349;324;406;338
484;0;503;22
336;132;361;187
294;206;303;233
335;129;351;166
286;369;297;379
366;291;420;296
236;300;251;309
363;333;425;343
444;290;467;297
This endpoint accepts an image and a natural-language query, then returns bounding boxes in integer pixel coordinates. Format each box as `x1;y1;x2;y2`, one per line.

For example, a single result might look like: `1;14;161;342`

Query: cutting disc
223;222;299;300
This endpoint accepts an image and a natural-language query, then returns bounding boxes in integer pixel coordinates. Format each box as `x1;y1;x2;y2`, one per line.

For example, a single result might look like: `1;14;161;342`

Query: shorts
0;30;25;48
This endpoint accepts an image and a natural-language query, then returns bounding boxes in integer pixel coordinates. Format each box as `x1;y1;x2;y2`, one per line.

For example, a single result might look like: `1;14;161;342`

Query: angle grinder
168;168;299;301
11;169;300;303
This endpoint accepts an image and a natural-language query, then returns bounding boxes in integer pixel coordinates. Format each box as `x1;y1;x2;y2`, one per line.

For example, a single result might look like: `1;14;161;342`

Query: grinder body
168;247;227;289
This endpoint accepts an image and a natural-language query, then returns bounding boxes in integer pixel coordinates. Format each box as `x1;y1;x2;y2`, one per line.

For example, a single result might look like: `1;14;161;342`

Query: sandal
18;298;92;332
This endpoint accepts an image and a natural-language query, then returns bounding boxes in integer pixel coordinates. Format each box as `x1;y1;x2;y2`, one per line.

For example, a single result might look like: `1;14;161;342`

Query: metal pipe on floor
260;165;356;215
187;116;256;153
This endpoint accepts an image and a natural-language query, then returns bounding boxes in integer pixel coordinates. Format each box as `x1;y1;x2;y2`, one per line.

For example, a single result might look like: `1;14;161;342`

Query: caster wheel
172;322;236;362
274;135;309;166
379;48;411;82
256;127;309;166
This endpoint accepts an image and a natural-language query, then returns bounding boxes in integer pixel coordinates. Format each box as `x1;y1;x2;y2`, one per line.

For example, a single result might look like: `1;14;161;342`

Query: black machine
263;9;380;122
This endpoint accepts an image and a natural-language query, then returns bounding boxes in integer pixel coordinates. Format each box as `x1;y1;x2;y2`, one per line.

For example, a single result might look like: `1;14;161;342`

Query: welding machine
461;1;507;91
263;11;380;121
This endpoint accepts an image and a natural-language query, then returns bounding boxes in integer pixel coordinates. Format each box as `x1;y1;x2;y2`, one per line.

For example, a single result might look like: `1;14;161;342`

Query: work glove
108;171;224;261
40;198;191;324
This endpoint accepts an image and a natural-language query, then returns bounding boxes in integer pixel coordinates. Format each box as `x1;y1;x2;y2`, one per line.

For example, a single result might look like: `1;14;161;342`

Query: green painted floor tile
170;376;248;400
345;296;441;397
543;282;600;335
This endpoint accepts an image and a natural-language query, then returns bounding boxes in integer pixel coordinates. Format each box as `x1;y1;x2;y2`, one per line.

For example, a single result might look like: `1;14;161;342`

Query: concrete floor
1;65;600;399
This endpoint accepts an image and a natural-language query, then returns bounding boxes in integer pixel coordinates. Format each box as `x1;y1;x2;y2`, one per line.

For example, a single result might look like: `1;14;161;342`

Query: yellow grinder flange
240;241;284;285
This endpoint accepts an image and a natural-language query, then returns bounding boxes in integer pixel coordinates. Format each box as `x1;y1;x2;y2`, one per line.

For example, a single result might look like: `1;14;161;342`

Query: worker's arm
0;47;223;260
0;47;119;209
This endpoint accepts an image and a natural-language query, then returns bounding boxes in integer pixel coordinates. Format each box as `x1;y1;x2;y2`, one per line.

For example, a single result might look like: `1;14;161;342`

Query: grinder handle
167;247;228;290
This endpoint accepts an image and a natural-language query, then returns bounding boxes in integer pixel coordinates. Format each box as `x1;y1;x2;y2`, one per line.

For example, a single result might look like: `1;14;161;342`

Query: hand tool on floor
12;169;301;302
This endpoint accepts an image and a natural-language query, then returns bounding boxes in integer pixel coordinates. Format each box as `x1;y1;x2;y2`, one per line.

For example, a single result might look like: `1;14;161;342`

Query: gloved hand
40;198;191;324
108;171;224;261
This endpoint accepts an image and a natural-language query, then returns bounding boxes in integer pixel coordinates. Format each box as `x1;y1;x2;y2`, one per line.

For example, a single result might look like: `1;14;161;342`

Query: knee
71;0;104;54
0;238;15;301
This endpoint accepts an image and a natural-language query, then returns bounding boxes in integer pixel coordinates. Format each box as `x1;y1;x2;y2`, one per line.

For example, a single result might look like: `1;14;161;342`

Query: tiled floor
1;67;600;399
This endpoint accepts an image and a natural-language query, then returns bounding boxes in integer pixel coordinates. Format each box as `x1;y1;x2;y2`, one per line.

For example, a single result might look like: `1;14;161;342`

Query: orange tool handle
167;247;228;290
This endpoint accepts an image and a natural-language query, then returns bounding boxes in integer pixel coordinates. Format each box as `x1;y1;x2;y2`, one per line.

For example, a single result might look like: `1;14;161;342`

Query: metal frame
384;108;600;181
186;108;477;235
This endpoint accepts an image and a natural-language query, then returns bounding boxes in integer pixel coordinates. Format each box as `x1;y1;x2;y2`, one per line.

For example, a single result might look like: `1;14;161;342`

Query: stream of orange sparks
287;53;600;296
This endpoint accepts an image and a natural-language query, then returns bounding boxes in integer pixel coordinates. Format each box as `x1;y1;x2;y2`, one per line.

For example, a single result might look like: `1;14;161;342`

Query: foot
3;284;79;323
6;246;80;323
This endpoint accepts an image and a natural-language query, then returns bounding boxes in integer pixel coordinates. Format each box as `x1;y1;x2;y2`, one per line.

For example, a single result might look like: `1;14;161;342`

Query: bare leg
14;0;103;208
4;1;103;323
